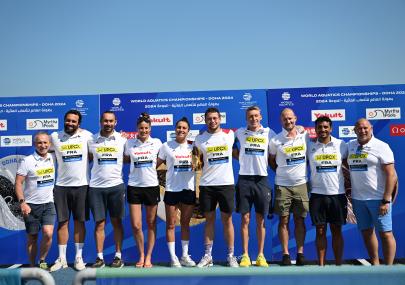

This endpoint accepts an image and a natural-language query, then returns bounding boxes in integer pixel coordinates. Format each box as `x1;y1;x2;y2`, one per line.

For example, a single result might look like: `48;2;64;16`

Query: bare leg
293;214;306;254
278;215;290;255
74;220;86;243
129;204;144;264
315;225;327;266
330;224;343;265
111;218;124;254
241;213;250;255
94;220;105;254
221;211;235;250
27;234;38;266
379;231;396;265
179;204;194;241
361;228;380;265
165;204;177;242
256;213;265;255
144;205;157;266
39;225;54;261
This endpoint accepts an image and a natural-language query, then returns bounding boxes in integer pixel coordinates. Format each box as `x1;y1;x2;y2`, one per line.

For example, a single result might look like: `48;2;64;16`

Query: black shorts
236;175;271;215
164;190;196;206
199;185;235;214
54;185;89;222
24;202;56;235
89;183;126;222
309;193;347;226
127;185;160;206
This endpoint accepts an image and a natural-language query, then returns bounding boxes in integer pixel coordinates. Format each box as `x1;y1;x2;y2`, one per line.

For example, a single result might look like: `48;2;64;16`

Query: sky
0;0;404;97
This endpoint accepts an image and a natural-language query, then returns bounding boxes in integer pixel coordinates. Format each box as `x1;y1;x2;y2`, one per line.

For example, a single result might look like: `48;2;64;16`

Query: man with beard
88;111;126;268
50;109;92;271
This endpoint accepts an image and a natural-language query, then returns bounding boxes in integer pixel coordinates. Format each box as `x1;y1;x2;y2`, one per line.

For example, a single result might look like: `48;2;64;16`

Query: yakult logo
150;114;173;126
390;124;405;136
0;120;7;131
311;109;346;121
366;107;401;120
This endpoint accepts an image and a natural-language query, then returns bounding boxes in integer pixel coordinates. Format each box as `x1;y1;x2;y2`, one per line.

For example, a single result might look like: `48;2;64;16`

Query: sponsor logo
279;91;294;107
75;100;84;108
26;118;58;130
281;92;291;101
243;93;252;101
311;109;346;121
0;120;7;131
1;135;32;147
112;97;121;106
304;127;316;138
121;131;138;139
150;114;173;126
366;107;401;120
339;126;356;138
192;112;227;125
390;124;405;136
166;130;199;142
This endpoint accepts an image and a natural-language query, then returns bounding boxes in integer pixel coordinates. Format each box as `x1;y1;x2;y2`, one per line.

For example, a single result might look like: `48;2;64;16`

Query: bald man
347;118;397;265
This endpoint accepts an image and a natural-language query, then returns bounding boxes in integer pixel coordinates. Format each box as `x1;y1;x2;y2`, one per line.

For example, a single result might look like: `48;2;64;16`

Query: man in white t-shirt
269;108;308;266
194;107;238;268
233;106;276;267
347;118;397;265
50;109;92;272
88;111;127;268
307;116;348;266
15;132;56;270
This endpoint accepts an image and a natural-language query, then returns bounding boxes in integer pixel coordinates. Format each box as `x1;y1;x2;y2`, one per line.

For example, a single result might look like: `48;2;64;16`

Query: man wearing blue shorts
347;118;397;265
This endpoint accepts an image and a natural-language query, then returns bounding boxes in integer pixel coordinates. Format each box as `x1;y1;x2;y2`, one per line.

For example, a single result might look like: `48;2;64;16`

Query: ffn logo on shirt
311;109;346;121
150;114;173;126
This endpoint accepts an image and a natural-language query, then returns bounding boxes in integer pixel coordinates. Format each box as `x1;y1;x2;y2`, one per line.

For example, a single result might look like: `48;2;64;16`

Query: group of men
15;106;397;270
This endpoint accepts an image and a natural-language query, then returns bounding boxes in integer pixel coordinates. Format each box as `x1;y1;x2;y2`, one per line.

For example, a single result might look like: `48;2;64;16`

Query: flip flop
135;261;144;268
143;263;153;268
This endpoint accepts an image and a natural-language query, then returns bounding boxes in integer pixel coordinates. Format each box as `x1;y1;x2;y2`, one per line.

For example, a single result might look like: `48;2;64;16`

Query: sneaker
111;256;124;268
171;256;182;268
296;253;305;266
180;255;196;267
227;255;239;268
281;254;291;266
74;256;86;271
39;260;49;270
92;257;105;268
255;254;269;267
197;255;213;268
239;254;251;267
50;258;68;272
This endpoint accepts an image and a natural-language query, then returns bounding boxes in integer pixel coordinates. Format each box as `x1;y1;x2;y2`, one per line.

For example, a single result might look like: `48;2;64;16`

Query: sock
59;244;67;260
167;241;176;260
75;243;84;258
181;240;189;257
115;252;122;259
97;252;104;260
227;246;234;257
204;243;213;256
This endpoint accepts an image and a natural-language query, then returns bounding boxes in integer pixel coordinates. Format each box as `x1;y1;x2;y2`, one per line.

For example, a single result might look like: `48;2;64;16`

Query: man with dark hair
347;118;397;265
307;116;348;265
194;107;238;267
88;111;127;268
50;109;92;271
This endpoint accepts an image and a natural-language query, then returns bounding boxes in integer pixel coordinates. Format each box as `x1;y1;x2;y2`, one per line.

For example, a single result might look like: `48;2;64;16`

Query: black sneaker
110;256;124;268
296;253;305;266
92;257;105;268
281;254;291;266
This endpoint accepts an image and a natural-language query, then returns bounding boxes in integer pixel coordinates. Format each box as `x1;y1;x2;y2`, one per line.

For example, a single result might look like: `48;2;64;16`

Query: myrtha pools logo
26;118;59;130
366;107;401;120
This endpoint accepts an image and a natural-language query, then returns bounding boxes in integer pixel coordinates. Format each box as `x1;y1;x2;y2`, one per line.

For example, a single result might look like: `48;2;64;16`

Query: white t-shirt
307;136;348;195
194;129;235;186
269;129;308;186
235;126;276;176
347;136;394;200
88;131;127;188
16;152;55;204
125;137;162;187
51;129;92;187
158;140;195;192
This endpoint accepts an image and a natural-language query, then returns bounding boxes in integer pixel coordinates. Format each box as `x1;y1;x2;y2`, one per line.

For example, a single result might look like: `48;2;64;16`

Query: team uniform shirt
125;137;162;187
194;129;235;186
307;136;348;195
88;131;127;188
347;136;394;200
51;129;92;186
158;140;194;192
16;152;55;204
269;129;308;186
235;126;276;176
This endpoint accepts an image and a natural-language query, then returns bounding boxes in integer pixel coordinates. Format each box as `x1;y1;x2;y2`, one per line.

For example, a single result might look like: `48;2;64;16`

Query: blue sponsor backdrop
0;84;404;265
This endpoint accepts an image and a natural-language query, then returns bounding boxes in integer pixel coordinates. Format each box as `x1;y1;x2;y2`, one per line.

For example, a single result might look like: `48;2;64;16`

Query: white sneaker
171;256;182;268
50;257;68;272
197;255;213;268
74;256;86;271
180;255;196;267
227;255;239;268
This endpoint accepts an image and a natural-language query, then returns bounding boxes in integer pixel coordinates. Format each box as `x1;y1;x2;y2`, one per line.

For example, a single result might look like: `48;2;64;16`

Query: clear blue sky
1;0;404;97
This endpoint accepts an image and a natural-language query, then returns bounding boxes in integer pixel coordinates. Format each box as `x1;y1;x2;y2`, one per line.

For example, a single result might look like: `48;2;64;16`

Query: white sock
59;244;67;260
181;240;189;257
167;241;176;260
75;243;84;258
228;247;234;257
97;252;104;260
115;252;122;259
204;243;213;256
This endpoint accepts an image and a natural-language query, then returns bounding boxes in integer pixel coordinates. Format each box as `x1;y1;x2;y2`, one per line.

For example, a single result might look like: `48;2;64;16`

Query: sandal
135;261;144;268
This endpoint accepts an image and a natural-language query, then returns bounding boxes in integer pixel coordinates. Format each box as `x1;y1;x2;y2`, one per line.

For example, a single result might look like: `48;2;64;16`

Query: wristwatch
19;198;25;204
381;199;391;205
